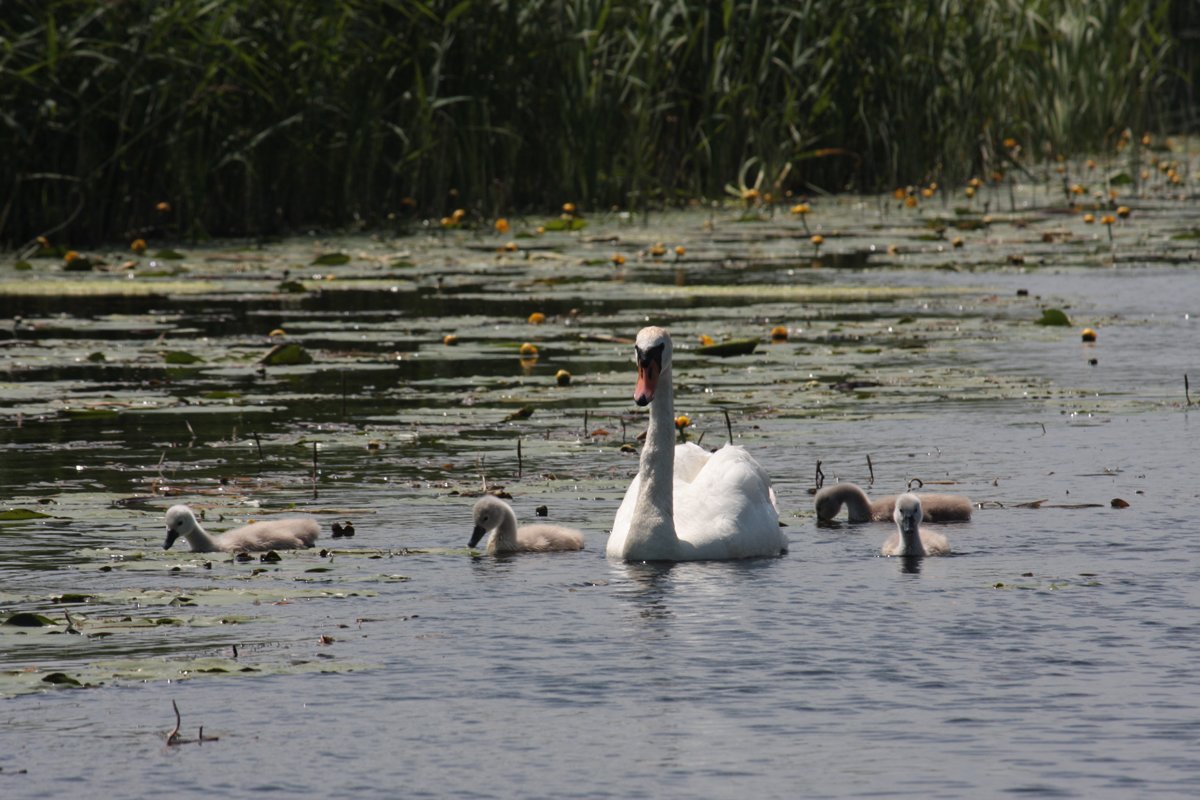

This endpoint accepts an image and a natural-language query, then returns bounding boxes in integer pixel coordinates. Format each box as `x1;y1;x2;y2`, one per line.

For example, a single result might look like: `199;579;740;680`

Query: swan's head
633;326;672;406
894;493;923;536
164;504;198;550
470;495;507;548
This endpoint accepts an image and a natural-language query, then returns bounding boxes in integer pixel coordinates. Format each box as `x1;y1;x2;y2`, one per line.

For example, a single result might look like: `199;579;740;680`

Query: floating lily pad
155;249;186;259
14;260;32;271
4;612;58;627
312;252;351;266
541;217;588;232
261;343;313;366
164;351;204;365
41;672;83;687
0;508;53;520
696;337;759;357
1036;308;1071;326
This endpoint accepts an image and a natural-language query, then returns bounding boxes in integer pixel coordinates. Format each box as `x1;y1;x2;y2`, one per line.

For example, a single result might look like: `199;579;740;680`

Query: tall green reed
0;0;1185;246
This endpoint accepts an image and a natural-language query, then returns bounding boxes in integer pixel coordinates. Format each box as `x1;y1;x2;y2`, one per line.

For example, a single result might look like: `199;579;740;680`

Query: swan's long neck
490;505;519;553
185;519;221;553
838;484;874;522
627;366;678;557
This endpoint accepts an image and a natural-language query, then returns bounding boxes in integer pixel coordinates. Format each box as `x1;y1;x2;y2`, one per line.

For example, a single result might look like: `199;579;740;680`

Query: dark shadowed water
2;191;1199;797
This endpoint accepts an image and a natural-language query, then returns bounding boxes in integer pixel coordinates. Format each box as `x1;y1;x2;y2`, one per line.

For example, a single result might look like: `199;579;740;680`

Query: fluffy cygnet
470;495;584;554
164;505;319;553
880;493;951;556
815;482;972;523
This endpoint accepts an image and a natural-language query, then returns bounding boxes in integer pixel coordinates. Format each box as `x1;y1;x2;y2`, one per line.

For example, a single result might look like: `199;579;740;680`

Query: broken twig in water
907;477;924;491
253;432;263;461
583;410;589;439
1186;374;1192;406
167;700;182;745
815;459;824;490
517;437;523;478
866;454;875;486
166;700;219;746
723;409;733;444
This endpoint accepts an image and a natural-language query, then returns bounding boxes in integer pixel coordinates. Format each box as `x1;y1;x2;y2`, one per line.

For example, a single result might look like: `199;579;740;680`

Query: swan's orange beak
635;359;660;406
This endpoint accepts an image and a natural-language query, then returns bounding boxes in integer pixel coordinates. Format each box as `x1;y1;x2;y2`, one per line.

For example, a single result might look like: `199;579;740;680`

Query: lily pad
261;343;313;366
312;252;351;266
155;249;186;260
41;672;83;687
4;612;58;627
696;337;759;357
164;351;204;365
1036;308;1071;326
541;217;588;232
0;508;53;520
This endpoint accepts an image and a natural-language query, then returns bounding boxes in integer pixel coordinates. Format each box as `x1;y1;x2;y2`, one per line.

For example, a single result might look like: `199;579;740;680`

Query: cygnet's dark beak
468;525;487;549
164;528;179;550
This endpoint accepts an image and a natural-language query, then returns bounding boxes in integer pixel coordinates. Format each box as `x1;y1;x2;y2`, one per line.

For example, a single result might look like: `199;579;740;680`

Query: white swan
470;495;584;554
880;493;950;556
164;505;320;553
607;326;788;561
815;482;972;523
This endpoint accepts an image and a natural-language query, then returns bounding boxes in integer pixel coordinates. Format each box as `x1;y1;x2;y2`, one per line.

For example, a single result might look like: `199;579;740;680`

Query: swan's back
221;518;320;552
673;445;785;558
608;444;785;560
506;524;585;554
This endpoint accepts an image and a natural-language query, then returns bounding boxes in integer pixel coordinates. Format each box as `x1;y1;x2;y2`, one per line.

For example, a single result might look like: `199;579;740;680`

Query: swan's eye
635;343;664;369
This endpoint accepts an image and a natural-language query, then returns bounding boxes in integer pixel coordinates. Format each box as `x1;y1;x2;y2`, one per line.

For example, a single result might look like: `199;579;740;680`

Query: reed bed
0;0;1187;245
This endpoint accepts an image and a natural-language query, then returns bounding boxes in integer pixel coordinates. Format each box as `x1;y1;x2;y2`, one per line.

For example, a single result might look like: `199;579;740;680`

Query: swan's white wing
672;445;787;559
673;442;713;483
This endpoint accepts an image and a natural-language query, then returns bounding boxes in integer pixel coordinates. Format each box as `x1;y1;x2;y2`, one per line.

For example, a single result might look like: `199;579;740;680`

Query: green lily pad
278;280;307;293
155;249;186;259
1036;308;1071;326
86;351;107;362
541;217;588;232
261;343;313;366
696;337;759;357
4;612;58;627
14;260;32;271
41;672;83;686
0;508;53;520
164;351;204;365
312;252;351;266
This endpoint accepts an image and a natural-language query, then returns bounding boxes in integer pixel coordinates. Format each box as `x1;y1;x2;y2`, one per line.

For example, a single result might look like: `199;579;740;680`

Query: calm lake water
2;188;1198;797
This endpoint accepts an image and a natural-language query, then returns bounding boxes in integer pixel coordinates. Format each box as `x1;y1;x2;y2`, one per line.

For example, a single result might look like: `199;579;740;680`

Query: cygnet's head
634;326;672;406
893;493;923;536
470;495;507;548
164;504;198;550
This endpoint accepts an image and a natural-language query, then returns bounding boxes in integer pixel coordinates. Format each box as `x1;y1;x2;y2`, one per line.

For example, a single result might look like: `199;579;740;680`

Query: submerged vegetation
1;0;1194;245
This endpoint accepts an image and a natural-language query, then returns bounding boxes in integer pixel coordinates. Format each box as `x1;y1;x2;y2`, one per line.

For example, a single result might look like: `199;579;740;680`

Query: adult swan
607;327;789;562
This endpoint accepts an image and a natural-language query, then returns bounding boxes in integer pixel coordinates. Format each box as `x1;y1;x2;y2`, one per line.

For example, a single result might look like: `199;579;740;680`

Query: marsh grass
0;0;1186;246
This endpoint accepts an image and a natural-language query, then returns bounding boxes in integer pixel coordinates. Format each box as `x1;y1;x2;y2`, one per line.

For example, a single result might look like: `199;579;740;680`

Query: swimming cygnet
164;505;320;553
469;495;584;554
815;482;972;523
881;493;950;557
